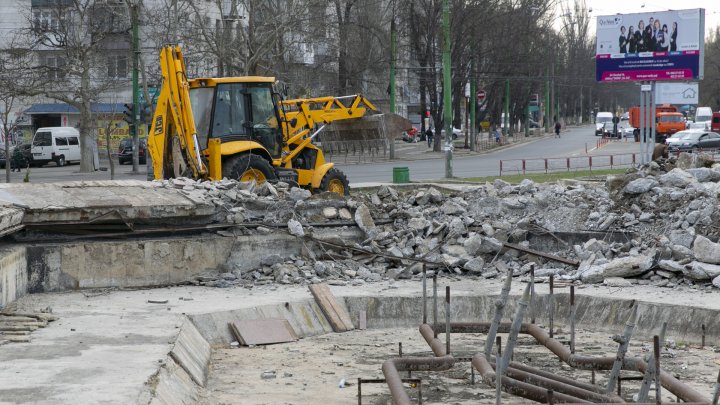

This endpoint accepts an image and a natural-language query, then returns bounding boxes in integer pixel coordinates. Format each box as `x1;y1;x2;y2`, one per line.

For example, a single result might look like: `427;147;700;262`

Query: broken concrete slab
229;319;298;346
0;180;214;226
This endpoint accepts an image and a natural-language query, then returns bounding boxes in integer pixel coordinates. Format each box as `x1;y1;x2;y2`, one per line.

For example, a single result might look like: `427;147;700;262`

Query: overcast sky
573;1;720;37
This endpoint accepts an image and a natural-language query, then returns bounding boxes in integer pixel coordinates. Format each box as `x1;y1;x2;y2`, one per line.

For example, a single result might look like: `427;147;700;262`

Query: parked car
31;127;81;167
601;121;632;138
667;130;720;152
118;137;147;165
664;132;685;147
439;127;461;140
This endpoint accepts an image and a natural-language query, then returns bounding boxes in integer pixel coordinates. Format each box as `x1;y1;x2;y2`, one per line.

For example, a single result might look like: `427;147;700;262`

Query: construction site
1;149;720;404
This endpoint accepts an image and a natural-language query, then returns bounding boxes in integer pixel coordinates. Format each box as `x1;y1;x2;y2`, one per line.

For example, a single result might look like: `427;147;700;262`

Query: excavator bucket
320;113;412;157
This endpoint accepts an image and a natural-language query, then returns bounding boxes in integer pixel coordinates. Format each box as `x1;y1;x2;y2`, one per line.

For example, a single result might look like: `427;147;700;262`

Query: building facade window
33;8;67;31
107;54;128;79
42;55;66;80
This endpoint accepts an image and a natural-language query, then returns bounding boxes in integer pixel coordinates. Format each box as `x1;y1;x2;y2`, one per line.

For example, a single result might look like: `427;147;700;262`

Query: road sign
477;90;486;102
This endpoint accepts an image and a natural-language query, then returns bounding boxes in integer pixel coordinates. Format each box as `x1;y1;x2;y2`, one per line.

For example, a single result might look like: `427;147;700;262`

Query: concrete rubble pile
161;152;720;290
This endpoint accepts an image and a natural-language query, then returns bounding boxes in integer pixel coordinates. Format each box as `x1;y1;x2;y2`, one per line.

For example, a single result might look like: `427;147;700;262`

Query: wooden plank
228;319;298;346
308;284;354;332
358;311;367;330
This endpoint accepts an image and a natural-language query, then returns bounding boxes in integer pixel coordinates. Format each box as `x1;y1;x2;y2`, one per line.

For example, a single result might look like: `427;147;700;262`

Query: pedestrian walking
554;120;562;138
425;128;433;148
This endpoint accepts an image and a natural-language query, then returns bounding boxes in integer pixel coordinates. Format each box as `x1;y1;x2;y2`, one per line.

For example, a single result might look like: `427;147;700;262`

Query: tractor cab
189;78;283;158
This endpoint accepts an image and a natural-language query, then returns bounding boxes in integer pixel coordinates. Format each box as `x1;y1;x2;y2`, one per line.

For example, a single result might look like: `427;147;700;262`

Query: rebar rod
485;267;513;359
570;285;576;354
433;274;438;338
445;286;451;356
530;265;536;324
606;303;638;393
638;322;667;402
549;275;554;338
655;335;661;405
712;370;720;405
422;266;427;324
496;283;532;375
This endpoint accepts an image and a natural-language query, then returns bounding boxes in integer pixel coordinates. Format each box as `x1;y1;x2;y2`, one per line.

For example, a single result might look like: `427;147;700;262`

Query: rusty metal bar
358;377;422;405
382;356;454;405
502;242;579;266
485;267;513;359
549;275;555;338
497;336;502;358
433;274;438;339
445;286;451;356
422;321;709;403
639;322;667;402
422;266;427;325
508;361;612;396
712;370;719;405
655;335;661;405
472;354;591;404
703;324;706;348
570;285;576;354
607;303;638;393
530;265;536;324
501;284;532;371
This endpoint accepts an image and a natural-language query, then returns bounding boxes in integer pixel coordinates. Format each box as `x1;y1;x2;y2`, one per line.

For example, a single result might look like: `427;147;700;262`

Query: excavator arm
147;46;207;180
278;95;378;165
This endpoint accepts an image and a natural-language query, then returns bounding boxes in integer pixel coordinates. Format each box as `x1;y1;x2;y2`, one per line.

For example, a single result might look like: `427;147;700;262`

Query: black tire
56;156;65;167
318;168;350;196
222;153;277;183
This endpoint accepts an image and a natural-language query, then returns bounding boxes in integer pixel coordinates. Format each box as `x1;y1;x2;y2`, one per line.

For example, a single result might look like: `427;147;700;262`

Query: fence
499;153;638;176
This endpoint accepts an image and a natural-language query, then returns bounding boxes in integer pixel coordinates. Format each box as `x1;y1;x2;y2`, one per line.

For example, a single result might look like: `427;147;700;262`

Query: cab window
33;132;52;146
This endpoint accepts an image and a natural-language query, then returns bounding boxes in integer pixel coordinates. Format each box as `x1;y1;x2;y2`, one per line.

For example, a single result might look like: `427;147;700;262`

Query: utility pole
389;17;396;159
131;3;140;173
503;79;509;135
441;0;452;178
545;67;550;133
470;57;477;152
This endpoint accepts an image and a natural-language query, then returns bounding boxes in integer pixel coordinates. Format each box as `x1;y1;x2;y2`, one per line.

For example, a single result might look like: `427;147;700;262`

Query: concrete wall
0;246;27;308
24;229;362;292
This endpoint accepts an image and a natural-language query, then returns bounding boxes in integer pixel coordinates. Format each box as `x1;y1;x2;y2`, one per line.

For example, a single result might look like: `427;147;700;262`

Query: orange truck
629;104;685;143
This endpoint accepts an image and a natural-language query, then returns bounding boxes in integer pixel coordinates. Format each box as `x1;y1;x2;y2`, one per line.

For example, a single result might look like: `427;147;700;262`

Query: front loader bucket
319;113;412;156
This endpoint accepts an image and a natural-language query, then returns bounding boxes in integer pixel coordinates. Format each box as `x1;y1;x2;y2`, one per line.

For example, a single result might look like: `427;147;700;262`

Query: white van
595;112;614;136
31;127;81;167
695;107;713;125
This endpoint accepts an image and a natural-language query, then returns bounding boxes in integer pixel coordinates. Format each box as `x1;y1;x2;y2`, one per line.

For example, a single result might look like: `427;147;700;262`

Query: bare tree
17;0;133;172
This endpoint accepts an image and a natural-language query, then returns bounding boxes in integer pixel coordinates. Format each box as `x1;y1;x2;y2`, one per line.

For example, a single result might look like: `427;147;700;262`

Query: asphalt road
338;125;602;183
0;124;608;185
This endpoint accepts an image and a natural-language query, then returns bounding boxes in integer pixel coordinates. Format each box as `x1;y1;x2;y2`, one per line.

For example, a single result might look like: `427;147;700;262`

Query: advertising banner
656;82;699;104
595;9;704;82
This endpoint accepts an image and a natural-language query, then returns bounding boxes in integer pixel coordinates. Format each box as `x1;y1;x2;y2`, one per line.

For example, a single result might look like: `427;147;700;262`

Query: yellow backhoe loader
147;46;407;195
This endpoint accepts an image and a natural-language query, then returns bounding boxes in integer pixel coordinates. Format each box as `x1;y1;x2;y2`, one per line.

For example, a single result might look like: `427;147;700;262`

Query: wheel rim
327;178;345;194
240;168;267;183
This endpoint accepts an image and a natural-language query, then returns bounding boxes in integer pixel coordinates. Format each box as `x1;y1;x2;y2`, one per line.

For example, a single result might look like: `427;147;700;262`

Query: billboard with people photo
595;8;704;82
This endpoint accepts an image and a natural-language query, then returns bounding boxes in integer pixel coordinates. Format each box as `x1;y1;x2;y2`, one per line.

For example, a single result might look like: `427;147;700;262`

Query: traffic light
425;110;431;118
139;103;152;124
123;103;134;125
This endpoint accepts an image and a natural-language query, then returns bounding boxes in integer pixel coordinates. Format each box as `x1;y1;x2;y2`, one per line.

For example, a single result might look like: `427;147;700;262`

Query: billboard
656;82;699;104
595;9;704;82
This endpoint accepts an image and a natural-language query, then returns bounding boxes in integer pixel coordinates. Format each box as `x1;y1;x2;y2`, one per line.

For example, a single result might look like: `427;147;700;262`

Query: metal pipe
606;303;638;393
485;267;513;359
472;354;591;404
433;274;438;339
655;335;661;405
702;324;706;348
499;284;532;377
497;336;502;358
712;369;720;405
549;275;554;338
570;285;576;354
421;321;710;403
358;377;361;405
508;361;612;396
547;389;555;405
445;286;451;356
382;356;454;405
639;322;667;402
422;266;427;324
